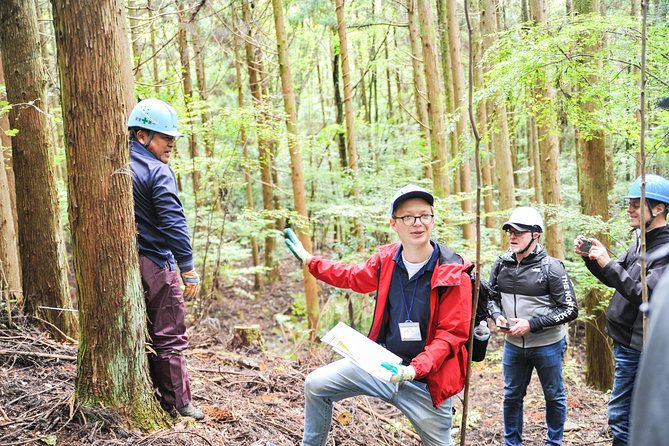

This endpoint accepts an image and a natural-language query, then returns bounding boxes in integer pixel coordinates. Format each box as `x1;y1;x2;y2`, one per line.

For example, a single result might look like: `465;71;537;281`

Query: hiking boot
176;403;204;420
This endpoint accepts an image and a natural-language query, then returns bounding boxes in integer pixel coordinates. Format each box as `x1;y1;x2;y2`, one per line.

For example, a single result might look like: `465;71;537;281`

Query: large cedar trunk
0;0;77;341
574;0;614;391
271;0;321;332
51;0;167;429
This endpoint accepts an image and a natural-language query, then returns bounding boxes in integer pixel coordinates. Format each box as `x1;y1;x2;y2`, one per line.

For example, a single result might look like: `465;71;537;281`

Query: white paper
321;322;403;382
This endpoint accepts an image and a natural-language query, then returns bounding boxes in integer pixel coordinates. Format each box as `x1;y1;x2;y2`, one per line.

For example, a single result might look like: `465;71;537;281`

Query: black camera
580;238;592;254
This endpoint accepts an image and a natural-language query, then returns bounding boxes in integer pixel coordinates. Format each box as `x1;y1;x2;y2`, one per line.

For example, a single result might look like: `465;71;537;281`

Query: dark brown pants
140;255;192;409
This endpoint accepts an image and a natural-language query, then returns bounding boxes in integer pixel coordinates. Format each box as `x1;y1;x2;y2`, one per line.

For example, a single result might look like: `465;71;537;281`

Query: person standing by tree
127;98;204;420
284;184;473;446
488;207;578;446
574;174;669;446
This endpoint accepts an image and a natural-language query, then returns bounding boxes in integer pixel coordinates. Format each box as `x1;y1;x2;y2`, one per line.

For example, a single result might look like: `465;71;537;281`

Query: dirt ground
0;263;613;446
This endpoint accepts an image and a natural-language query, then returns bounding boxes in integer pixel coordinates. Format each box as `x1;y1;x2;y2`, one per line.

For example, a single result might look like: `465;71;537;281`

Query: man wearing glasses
487;207;577;446
575;174;669;446
284;184;473;446
127;98;204;420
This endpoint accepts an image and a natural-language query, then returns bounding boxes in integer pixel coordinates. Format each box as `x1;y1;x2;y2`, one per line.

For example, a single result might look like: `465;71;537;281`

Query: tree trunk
407;0;432;179
177;2;201;194
50;0;168;429
242;0;279;283
0;0;77;341
332;50;348;169
436;0;458;195
271;0;321;333
128;0;143;82
529;0;565;259
416;0;449;196
188;0;213;158
528;114;542;202
481;0;515;218
471;0;495;230
232;1;262;292
0;56;21;304
444;0;474;240
148;0;160;93
574;0;614;392
0;108;21;307
334;0;364;251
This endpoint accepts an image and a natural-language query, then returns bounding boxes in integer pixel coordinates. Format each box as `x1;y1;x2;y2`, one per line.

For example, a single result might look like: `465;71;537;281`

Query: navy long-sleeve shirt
130;141;194;272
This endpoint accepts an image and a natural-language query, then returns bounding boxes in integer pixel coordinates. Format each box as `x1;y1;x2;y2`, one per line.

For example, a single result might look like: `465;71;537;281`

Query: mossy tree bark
51;0;168;429
0;0;77;341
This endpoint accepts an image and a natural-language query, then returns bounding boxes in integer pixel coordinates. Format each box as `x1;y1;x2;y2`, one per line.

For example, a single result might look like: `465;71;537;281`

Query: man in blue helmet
127;98;204;420
574;173;669;446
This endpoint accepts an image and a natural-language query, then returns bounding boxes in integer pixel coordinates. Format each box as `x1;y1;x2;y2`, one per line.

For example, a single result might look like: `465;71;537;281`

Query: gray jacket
488;245;578;348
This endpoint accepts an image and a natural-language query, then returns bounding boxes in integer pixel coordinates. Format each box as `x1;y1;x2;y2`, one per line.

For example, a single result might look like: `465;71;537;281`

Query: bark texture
0;0;77;340
51;0;167;429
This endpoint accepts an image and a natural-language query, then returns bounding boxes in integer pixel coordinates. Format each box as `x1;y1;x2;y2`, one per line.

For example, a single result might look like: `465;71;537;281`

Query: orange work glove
181;269;201;299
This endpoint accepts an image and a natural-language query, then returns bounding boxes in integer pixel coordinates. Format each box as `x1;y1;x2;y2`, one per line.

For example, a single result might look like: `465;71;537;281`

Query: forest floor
0;260;613;446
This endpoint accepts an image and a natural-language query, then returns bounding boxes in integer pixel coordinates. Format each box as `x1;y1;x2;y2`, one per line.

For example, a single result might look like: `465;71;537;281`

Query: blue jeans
502;338;567;446
609;342;641;446
302;359;454;446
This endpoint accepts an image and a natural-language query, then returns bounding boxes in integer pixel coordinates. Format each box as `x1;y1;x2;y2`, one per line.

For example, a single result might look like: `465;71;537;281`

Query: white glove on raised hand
381;362;416;383
283;228;312;265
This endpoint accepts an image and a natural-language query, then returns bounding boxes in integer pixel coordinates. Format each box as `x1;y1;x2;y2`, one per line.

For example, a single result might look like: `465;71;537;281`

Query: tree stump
229;324;266;353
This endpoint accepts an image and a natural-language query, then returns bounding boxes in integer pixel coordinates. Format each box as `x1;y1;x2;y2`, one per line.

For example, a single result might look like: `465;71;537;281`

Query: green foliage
484;14;669;172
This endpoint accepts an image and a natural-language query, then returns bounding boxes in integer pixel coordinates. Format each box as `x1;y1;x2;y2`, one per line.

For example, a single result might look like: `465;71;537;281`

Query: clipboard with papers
321;322;403;382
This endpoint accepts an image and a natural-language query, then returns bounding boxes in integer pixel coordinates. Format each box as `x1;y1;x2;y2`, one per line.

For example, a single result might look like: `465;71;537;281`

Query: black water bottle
472;321;490;362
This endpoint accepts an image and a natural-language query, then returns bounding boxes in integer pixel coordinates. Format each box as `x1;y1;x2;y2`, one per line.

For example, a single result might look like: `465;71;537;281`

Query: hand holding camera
574;235;612;268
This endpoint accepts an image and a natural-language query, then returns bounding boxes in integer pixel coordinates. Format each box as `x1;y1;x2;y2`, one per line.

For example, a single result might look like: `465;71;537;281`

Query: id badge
399;321;422;341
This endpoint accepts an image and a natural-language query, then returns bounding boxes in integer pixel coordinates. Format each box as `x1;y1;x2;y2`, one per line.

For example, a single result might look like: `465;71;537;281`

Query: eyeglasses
393;214;434;226
156;133;177;143
505;228;530;237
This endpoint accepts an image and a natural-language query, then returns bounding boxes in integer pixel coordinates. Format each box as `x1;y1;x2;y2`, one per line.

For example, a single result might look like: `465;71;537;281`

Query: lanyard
396;267;419;321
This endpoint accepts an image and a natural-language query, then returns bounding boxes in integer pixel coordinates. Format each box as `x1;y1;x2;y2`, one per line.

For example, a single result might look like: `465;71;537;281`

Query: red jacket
309;242;473;407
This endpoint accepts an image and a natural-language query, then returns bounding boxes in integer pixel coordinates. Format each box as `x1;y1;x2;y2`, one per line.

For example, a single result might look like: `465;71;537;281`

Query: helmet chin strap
517;233;538;255
142;130;155;149
643;199;668;229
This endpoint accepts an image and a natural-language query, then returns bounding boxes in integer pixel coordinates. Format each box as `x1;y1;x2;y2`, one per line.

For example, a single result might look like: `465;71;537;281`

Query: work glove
181;269;201;299
381;362;416;383
283;228;311;265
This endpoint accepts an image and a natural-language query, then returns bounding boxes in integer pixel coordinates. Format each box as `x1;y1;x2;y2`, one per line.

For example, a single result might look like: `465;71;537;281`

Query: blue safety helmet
623;174;669;204
127;98;182;137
